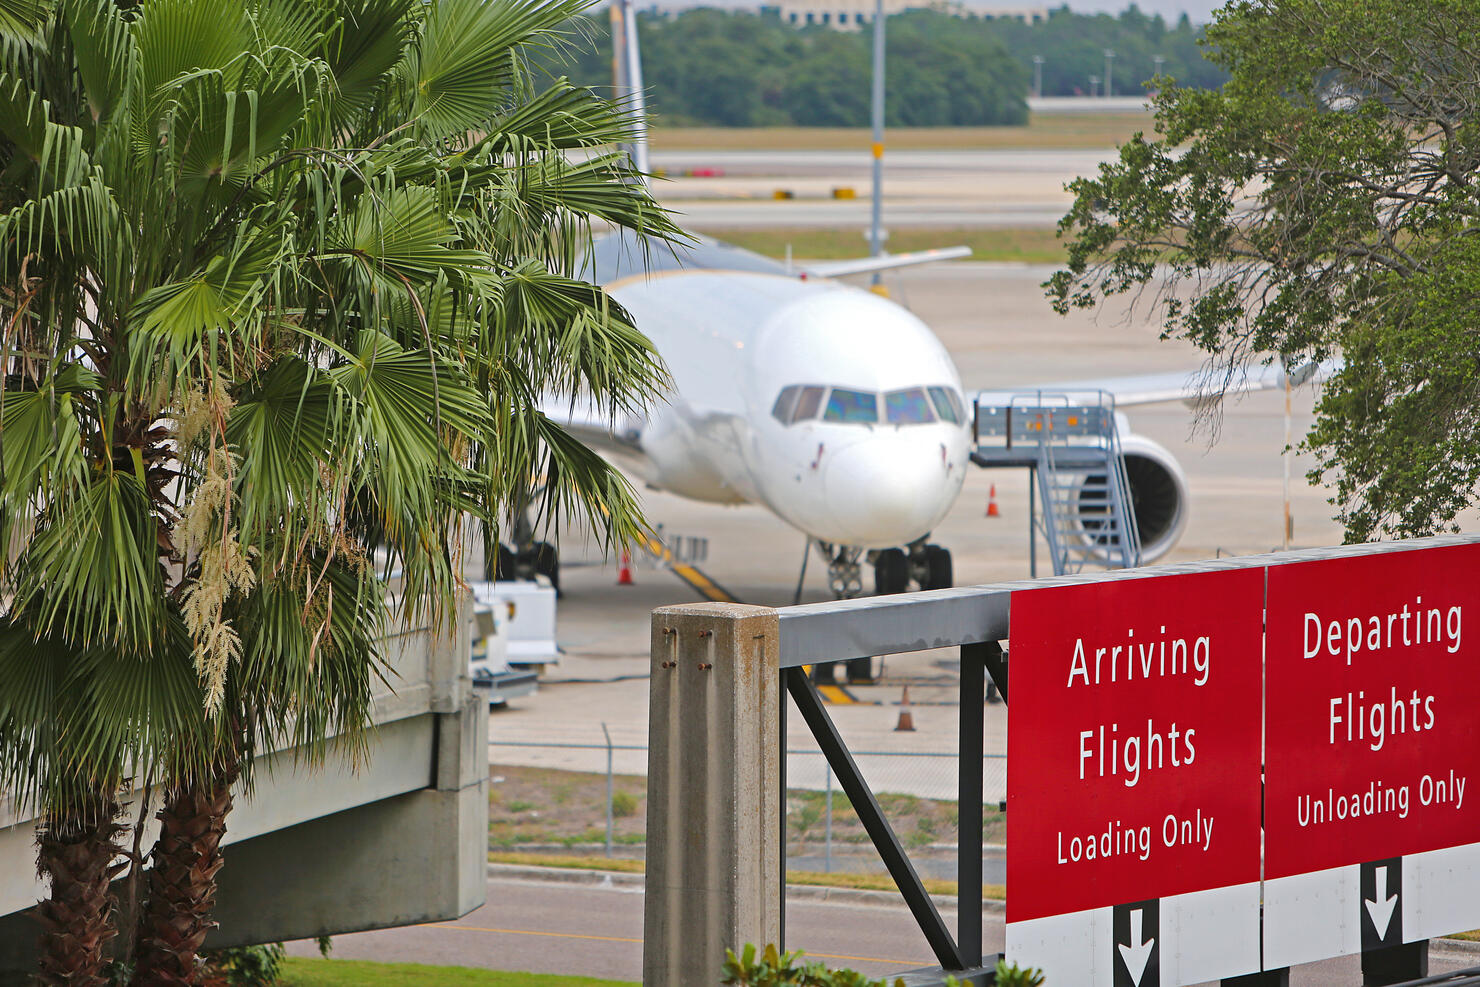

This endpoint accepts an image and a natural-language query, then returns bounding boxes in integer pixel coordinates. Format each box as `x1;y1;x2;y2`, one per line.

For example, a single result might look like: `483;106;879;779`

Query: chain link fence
488;736;1006;878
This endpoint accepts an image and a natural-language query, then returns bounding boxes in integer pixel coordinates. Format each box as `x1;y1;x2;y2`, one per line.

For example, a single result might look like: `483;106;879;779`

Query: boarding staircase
970;390;1142;575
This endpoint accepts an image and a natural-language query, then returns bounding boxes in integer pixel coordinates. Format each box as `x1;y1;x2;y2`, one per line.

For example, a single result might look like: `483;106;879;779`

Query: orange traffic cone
895;685;916;732
617;550;635;586
986;484;1001;518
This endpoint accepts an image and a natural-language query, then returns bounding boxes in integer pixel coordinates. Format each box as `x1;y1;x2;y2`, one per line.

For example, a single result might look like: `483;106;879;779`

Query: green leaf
0;0;46;44
226;355;338;541
11;470;168;657
409;0;591;140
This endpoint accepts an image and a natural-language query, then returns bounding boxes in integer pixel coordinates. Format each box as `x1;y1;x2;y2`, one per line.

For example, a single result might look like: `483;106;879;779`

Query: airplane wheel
846;657;875;684
531;541;560;596
810;662;838;685
495;544;517;581
923;545;953;591
874;548;909;595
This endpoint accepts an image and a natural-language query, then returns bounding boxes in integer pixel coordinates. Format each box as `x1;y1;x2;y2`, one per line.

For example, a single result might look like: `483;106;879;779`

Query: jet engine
1075;432;1189;564
1115;433;1189;562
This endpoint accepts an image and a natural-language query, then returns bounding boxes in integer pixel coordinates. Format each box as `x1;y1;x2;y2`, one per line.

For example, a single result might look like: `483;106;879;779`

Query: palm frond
11;470;168;655
0;0;46;45
406;0;592;140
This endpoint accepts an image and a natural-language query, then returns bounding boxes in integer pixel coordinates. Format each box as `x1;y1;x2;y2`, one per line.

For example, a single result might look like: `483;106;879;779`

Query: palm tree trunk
130;759;239;987
34;794;125;987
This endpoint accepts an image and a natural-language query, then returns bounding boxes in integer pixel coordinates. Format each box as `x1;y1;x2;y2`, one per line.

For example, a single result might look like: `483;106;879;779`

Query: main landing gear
491;510;560;594
495;540;560;594
872;539;953;595
810;538;954;685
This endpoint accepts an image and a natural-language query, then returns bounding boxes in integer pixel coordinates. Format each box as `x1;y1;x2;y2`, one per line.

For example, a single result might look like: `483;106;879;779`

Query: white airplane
561;231;975;601
514;0;1326;678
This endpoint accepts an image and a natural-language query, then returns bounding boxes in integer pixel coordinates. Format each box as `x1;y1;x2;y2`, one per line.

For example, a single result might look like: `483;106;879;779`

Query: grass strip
490;851;646;874
701;227;1066;264
488;851;1006;901
650;115;1153;152
282;958;634;986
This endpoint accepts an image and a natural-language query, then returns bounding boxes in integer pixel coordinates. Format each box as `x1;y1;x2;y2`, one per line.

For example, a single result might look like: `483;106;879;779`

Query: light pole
1032;54;1044;99
1103;48;1115;97
869;0;885;283
1089;74;1099;98
1153;54;1165;79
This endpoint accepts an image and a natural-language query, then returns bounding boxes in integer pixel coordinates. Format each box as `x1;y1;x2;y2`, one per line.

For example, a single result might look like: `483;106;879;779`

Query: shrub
991;959;1046;986
611;790;640;818
200;943;287;987
723;943;902;987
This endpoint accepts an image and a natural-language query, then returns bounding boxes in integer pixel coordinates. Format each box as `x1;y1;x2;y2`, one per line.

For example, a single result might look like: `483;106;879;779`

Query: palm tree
0;0;678;982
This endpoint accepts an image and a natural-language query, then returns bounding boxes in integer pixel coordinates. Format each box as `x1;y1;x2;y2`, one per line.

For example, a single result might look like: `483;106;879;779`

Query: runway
649;148;1116;229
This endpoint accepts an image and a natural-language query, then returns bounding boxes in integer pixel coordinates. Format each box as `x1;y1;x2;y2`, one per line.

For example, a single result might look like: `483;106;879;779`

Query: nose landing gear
819;542;865;599
809;538;955;686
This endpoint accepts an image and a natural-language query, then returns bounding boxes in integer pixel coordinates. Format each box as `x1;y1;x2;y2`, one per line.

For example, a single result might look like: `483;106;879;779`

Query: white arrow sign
1118;908;1155;986
1365;865;1398;940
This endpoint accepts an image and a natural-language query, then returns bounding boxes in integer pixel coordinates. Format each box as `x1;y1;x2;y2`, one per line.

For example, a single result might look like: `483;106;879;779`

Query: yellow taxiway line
637;531;739;605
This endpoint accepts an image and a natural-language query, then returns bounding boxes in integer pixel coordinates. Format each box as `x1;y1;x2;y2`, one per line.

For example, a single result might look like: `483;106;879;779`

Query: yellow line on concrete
806;949;931;967
638;532;740;604
422;923;926;967
816;684;857;705
423;923;641;945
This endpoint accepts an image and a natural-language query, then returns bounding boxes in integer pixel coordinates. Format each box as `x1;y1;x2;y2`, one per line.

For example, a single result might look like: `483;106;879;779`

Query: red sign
1265;543;1480;879
1006;569;1265;923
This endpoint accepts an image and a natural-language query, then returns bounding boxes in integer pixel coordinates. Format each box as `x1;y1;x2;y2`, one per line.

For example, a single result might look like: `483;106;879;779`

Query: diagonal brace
785;667;965;971
982;641;1007;704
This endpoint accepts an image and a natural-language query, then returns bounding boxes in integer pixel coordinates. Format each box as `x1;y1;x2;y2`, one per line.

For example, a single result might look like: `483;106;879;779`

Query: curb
486;862;1006;914
1433;937;1480;957
488;862;645;889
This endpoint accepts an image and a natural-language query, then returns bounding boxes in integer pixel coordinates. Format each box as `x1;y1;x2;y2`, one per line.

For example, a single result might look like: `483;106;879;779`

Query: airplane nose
822;435;959;547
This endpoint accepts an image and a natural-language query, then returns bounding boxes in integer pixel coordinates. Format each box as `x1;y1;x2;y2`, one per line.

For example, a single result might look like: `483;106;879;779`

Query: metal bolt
697;662;713;670
697;629;713;639
660;660;675;669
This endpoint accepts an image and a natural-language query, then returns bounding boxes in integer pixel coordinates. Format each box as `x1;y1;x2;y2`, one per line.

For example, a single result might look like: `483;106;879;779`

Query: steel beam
785;667;963;971
1364;941;1429;985
958;643;988;967
777;535;1480;667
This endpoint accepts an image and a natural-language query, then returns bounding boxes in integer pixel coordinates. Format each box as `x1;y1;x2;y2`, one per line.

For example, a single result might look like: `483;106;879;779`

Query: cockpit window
773;385;827;424
794;385;826;421
773;384;959;426
928;386;964;425
885;388;936;424
823;389;878;423
771;385;800;424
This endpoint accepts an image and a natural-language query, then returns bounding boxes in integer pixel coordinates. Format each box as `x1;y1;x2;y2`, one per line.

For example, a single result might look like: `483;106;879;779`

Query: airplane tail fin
609;0;650;177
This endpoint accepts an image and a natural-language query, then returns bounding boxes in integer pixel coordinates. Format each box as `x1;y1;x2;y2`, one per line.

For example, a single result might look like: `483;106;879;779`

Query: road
286;873;1480;985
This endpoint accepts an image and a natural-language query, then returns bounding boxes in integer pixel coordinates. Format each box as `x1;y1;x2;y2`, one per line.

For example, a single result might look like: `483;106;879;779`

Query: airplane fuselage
603;269;971;549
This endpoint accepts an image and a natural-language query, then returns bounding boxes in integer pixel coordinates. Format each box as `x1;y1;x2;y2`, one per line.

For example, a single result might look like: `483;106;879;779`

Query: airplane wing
539;396;645;457
801;246;973;279
975;358;1342;410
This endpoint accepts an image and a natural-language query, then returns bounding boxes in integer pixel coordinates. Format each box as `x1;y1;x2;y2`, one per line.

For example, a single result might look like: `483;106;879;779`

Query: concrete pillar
643;603;780;987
